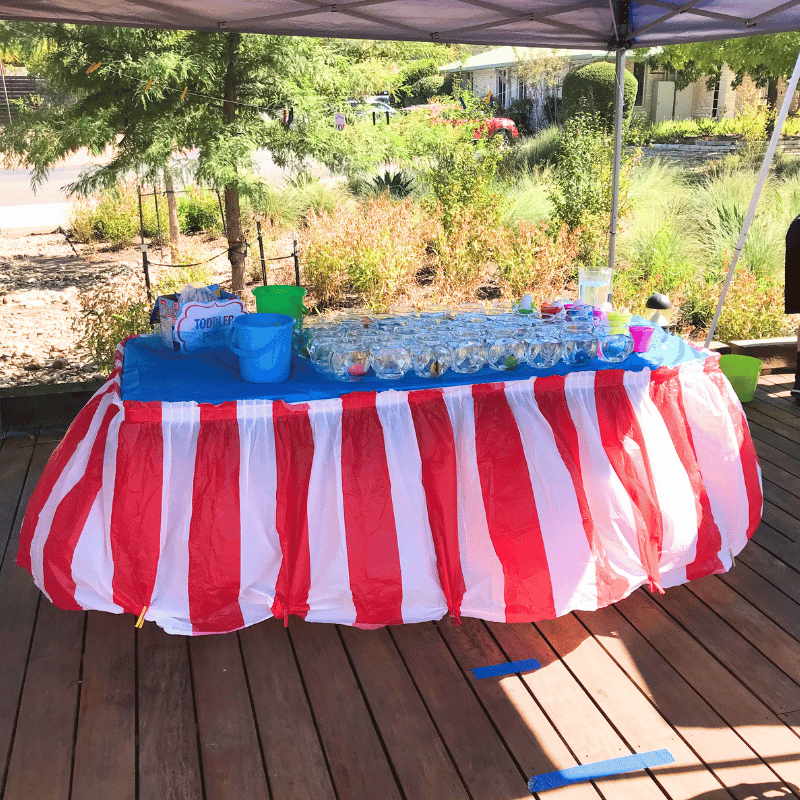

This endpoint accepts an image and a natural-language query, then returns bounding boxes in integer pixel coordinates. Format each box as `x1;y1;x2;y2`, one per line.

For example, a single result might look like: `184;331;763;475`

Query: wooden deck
1;375;799;800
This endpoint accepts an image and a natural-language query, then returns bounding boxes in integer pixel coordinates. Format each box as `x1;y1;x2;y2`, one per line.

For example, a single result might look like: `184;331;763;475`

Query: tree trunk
223;31;246;294
163;168;181;261
767;78;779;111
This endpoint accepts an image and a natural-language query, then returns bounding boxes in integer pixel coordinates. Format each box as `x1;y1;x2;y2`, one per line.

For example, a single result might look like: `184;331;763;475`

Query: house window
518;76;527;101
633;62;645;106
497;69;507;108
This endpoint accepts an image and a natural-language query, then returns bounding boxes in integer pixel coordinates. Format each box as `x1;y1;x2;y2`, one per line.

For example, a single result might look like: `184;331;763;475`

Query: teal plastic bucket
229;313;293;383
718;354;762;403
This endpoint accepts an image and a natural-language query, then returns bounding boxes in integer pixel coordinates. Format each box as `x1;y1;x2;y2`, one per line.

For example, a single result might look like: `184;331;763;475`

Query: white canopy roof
0;1;798;50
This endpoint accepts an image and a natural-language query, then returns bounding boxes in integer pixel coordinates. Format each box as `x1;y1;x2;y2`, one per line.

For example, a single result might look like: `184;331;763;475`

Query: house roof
439;46;613;74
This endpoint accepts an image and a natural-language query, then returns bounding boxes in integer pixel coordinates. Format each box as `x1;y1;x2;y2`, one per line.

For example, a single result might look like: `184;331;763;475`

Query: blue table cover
120;326;707;404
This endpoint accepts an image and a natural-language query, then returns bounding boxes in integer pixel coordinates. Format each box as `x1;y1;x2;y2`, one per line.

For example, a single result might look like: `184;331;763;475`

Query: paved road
1;164;86;205
0;151;330;234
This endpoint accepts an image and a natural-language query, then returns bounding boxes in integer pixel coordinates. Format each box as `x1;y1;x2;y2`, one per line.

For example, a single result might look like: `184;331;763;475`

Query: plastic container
578;266;612;307
251;285;309;329
607;310;632;335
229;313;293;383
629;324;655;353
718;354;762;403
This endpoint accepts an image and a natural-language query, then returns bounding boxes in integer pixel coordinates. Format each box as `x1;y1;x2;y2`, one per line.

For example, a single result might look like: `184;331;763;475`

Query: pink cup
629;324;655;353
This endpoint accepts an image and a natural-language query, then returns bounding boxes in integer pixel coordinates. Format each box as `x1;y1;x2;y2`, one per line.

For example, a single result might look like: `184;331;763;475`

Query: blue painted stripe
471;658;541;679
528;749;675;793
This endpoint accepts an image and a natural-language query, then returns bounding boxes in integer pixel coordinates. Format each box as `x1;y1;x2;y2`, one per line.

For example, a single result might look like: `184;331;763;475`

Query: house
440;46;775;129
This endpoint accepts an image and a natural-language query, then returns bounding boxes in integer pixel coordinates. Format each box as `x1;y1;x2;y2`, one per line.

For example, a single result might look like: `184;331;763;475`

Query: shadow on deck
0;375;799;800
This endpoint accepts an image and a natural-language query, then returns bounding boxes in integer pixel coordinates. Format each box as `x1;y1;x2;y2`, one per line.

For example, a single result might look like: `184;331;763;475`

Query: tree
646;32;800;108
0;23;352;290
513;49;566;129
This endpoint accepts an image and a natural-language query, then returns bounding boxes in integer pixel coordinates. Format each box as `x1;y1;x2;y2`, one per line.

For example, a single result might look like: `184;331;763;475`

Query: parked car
404;103;519;147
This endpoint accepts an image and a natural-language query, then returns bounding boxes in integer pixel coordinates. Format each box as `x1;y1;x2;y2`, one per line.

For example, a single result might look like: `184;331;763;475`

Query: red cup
629;324;655;353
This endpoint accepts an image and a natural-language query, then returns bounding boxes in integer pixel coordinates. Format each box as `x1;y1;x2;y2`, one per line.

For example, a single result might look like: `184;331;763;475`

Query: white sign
334;112;346;131
173;299;246;353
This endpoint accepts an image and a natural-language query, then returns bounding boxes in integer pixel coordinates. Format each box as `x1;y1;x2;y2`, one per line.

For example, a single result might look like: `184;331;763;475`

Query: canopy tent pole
608;47;626;277
704;50;800;348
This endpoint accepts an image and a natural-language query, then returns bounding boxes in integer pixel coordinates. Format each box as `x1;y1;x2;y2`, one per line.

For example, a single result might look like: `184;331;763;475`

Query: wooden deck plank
288;620;403;800
437;616;603;800
686;574;800;690
71;612;135;800
746;410;800;451
3;604;84;800
339;625;470;800
751;435;800;481
138;622;203;800
652;585;800;717
0;436;57;794
189;633;270;800
718;560;800;644
486;620;666;800
749;418;800;461
738;540;800;606
752;523;800;573
535;614;727;800
576;605;783;798
753;387;800;418
390;622;529;800
239;620;337;800
759;500;800;541
615;591;800;788
0;435;34;557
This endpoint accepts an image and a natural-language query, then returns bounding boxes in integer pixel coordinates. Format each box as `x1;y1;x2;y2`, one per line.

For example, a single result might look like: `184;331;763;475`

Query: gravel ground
0;229;302;389
0;233;231;388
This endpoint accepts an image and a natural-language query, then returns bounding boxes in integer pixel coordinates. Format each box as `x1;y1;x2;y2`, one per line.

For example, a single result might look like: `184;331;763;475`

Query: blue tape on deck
471;658;541;679
528;749;675;793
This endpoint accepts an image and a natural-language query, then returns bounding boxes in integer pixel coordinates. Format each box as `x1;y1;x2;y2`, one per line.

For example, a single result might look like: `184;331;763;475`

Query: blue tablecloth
120;325;707;404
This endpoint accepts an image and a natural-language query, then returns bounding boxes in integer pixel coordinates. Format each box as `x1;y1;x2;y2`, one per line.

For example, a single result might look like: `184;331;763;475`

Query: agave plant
372;170;415;199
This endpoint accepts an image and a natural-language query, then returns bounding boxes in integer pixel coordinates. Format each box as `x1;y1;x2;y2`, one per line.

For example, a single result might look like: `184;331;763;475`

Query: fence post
256;220;267;285
137;185;152;300
293;237;300;287
216;189;227;236
153;183;163;256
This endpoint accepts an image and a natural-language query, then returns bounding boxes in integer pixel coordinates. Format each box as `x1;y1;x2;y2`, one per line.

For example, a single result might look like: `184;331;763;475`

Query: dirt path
0;230;298;388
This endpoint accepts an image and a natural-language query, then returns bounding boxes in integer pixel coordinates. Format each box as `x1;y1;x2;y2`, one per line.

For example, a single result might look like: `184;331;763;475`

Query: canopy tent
1;1;800;50
1;0;799;343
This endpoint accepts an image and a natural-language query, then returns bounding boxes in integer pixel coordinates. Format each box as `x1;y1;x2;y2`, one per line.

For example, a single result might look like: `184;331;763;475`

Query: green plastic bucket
252;285;308;328
718;354;762;403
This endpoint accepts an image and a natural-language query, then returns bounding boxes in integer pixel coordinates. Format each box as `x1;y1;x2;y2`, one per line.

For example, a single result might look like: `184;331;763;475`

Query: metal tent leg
608;47;627;282
705;51;800;348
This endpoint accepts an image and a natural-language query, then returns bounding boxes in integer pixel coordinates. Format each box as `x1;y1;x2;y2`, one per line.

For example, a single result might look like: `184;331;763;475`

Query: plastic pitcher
718;354;762;403
229;313;293;383
578;267;613;307
252;285;309;329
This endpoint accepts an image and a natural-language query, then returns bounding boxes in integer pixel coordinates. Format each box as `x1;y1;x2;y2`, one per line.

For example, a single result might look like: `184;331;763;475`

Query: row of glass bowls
298;311;651;382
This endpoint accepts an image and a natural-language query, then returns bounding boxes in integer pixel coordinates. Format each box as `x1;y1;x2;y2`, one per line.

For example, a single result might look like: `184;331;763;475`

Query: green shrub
562;62;637;130
74;263;219;372
300;196;440;306
504;126;561;172
177;187;223;235
501;168;553;225
69;185;140;248
677;270;795;340
74;272;151;373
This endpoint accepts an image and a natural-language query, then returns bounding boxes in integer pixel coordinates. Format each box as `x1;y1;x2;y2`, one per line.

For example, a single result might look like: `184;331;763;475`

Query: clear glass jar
369;343;412;379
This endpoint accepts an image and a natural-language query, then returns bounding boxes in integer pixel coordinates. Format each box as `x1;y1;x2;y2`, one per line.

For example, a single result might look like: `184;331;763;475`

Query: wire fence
135;182;301;300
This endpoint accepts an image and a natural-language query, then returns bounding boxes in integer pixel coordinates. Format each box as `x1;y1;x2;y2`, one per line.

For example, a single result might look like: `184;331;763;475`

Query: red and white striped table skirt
18;342;762;635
